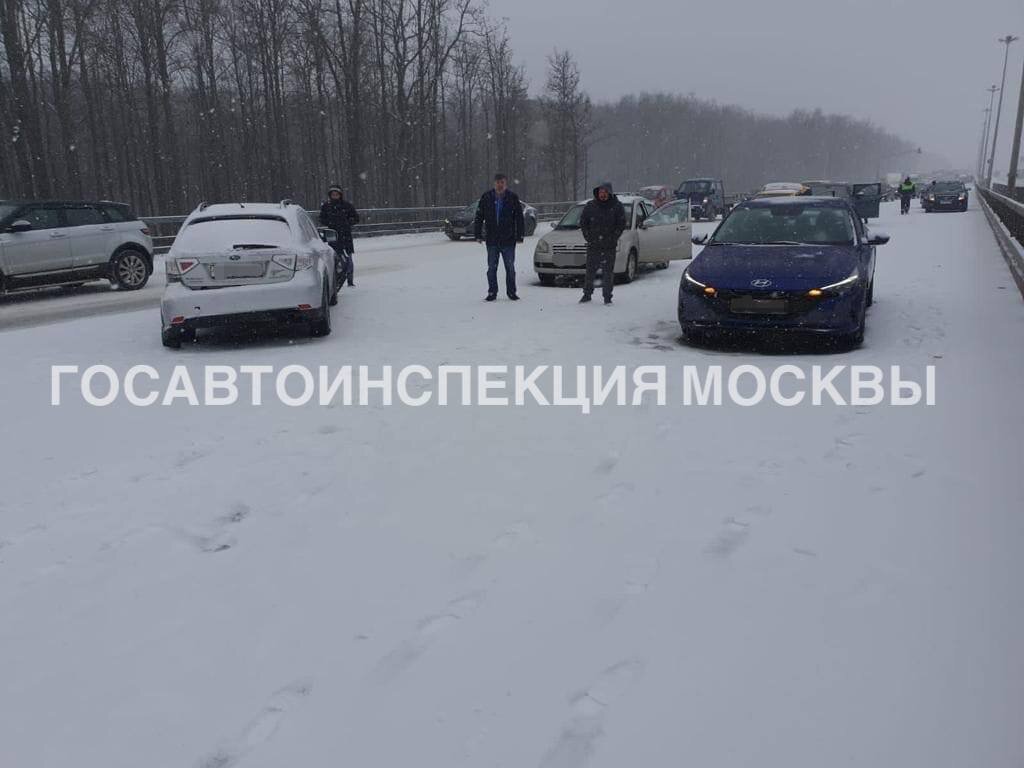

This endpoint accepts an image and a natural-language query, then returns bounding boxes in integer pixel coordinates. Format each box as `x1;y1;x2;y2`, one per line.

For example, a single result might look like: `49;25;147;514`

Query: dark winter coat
473;189;525;247
580;182;626;255
320;194;360;253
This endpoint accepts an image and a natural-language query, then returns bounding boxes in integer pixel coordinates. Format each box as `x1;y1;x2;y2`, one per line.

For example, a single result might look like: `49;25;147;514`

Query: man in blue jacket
474;173;525;301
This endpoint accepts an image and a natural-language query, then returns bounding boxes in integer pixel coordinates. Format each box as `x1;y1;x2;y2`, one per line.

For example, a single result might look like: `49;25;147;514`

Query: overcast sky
500;0;1024;170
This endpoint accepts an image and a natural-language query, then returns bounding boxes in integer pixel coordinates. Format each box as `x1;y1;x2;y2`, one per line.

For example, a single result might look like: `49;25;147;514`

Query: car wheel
111;248;150;290
446;232;461;241
866;280;874;307
538;273;556;286
161;326;182;349
310;280;332;337
844;306;866;349
657;261;669;270
618;250;638;284
526;217;537;237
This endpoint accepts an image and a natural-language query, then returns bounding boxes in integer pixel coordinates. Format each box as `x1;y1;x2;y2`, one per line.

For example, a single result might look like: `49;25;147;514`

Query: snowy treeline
0;0;914;214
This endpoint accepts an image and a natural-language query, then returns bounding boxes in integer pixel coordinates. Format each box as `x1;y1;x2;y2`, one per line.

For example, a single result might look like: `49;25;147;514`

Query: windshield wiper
232;243;278;250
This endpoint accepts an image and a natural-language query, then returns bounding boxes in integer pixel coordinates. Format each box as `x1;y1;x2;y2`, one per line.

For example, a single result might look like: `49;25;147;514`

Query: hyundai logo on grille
751;279;772;288
229;254;241;261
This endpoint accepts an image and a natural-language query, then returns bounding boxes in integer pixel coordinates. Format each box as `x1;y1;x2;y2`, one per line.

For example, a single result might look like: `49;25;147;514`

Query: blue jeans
486;244;517;296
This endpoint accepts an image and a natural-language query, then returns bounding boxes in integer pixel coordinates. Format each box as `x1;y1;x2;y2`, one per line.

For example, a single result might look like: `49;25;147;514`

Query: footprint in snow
594;453;620;475
704;518;750;559
369;591;486;684
197;679;313;768
539;660;644;768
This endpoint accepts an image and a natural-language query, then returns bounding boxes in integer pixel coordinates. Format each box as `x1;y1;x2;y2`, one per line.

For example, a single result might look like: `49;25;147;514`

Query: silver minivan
0;200;155;293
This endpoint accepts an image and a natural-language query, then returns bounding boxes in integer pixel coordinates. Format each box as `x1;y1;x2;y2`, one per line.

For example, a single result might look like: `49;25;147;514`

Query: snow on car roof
742;195;850;207
762;182;807;191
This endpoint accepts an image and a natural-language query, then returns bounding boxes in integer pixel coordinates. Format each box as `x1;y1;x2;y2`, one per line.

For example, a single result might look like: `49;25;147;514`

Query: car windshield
710;205;855;246
0;204;18;222
556;204;586;229
173;216;292;252
555;200;631;229
679;181;713;194
932;182;963;193
458;202;478;218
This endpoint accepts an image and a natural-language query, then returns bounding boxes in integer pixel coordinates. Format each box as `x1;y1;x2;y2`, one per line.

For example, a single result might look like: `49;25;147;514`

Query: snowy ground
2;202;1024;767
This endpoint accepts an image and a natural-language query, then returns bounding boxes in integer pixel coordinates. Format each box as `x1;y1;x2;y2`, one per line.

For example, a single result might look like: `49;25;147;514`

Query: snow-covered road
2;202;1023;767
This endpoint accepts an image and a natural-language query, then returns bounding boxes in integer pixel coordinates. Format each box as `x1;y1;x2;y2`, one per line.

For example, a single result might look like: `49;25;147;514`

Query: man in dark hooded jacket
579;182;626;304
320;185;360;286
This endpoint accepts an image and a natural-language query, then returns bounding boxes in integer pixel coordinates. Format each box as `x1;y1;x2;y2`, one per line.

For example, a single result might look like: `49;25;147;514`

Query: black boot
579;295;592;303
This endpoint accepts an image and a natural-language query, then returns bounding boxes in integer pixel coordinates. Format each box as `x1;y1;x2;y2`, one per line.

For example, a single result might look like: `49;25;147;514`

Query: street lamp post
987;35;1019;187
982;85;1000;183
1008;51;1024;193
978;108;992;179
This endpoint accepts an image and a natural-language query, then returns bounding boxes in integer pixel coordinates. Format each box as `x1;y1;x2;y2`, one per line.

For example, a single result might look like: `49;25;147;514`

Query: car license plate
730;296;788;314
216;263;265;279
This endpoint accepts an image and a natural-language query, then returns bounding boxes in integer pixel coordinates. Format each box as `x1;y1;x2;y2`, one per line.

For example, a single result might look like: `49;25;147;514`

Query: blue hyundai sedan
678;197;889;346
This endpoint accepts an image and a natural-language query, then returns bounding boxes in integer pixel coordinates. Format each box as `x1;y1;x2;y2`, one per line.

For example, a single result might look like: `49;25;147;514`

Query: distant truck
674;178;728;221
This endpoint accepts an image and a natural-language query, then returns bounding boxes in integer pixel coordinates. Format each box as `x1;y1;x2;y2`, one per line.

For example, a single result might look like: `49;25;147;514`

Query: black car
444;200;537;240
922;181;968;212
675;178;726;221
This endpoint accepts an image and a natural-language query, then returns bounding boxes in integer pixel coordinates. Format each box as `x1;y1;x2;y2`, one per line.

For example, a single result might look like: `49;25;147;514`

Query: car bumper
444;222;475;237
161;270;324;329
924;199;967;210
678;287;865;335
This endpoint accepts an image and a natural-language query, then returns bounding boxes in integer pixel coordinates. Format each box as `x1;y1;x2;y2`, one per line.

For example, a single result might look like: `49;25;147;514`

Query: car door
64;204;114;268
852;183;881;220
0;205;73;276
638;200;692;262
852;212;875;283
615;201;635;272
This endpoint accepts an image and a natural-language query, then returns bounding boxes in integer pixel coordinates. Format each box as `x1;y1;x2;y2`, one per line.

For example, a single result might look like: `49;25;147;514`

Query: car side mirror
8;220;32;233
319;227;338;244
866;232;890;246
691;233;709;245
550;221;557;229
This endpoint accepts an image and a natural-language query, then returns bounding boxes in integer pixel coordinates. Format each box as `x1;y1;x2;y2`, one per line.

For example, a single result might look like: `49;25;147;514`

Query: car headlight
682;269;716;295
535;240;550;255
928;195;935;201
702;197;709;204
816;271;860;294
958;193;966;200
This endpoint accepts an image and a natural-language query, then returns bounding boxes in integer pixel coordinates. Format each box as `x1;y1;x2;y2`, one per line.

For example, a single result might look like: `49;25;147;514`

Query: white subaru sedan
160;202;339;348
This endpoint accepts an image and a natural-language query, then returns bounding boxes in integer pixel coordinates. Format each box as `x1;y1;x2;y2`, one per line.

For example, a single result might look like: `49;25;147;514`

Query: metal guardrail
144;201;578;256
976;185;1024;298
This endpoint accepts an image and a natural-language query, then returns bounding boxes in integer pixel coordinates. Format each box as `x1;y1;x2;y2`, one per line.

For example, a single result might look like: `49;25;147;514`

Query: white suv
0;200;154;293
160;202;339;348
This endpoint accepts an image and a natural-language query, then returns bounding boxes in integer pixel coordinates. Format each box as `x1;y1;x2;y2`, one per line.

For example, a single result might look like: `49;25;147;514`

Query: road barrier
977;185;1024;298
144;201;578;256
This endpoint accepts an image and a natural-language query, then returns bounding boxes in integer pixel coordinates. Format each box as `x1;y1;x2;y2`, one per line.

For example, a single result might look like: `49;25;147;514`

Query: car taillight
272;253;313;271
166;258;198;282
140;227;151;236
